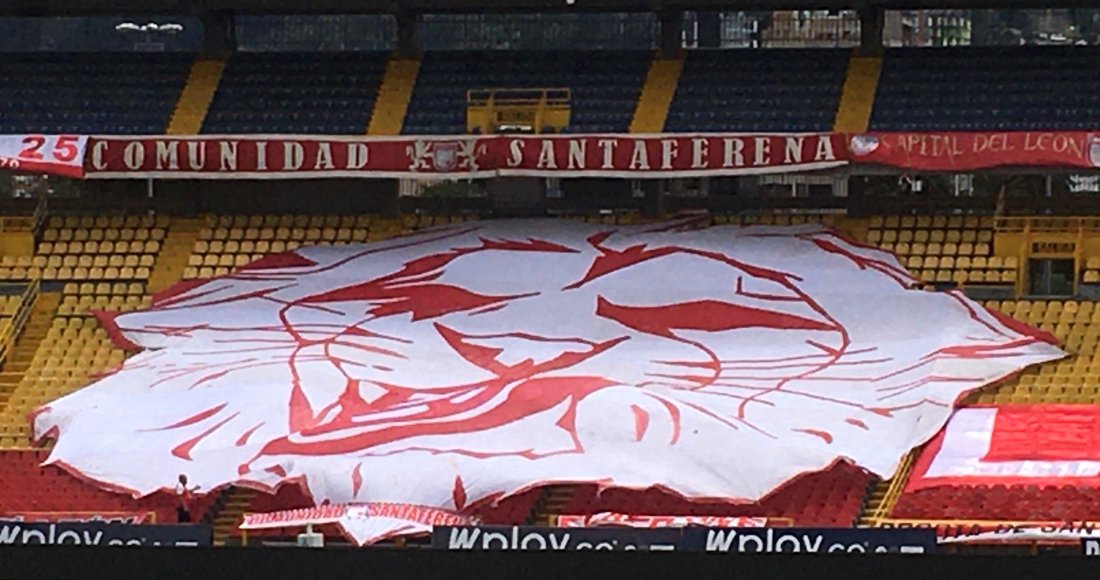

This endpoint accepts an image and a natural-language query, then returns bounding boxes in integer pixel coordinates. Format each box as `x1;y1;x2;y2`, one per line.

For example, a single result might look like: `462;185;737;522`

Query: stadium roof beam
8;0;1100;16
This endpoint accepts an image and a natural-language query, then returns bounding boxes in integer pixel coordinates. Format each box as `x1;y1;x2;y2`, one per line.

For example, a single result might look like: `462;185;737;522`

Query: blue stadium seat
402;50;650;135
0;53;192;134
871;46;1100;131
665;49;848;133
202;52;388;134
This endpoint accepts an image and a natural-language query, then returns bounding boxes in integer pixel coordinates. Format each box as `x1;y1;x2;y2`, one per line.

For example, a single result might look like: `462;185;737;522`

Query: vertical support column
397;12;421;58
659;11;684;57
859;7;884;54
641;180;665;219
201;11;237;59
697;11;722;48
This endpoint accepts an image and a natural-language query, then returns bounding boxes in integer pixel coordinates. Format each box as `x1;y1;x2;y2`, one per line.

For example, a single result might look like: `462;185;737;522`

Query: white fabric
922;408;1100;479
33;220;1063;545
241;503;473;545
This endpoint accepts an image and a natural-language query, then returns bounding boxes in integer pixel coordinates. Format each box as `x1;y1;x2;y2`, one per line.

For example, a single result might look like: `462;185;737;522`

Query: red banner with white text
11;131;1100;179
83;133;847;179
848;131;1100;171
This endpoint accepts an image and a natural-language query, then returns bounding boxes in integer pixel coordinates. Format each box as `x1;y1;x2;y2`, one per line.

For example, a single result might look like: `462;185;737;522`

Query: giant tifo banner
33;220;1063;545
848;131;1100;171
906;405;1100;491
81;133;846;179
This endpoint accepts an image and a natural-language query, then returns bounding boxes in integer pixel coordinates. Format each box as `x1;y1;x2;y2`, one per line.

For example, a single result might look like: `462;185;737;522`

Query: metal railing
0;278;40;368
466;87;571;108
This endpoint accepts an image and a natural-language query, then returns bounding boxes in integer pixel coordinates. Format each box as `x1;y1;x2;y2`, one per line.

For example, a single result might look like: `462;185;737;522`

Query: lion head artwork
33;220;1062;544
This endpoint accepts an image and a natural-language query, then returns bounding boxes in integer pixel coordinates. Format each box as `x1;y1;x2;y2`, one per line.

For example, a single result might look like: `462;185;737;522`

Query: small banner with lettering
0;520;211;547
848;131;1100;171
241;502;477;546
880;520;1100;544
82;133;846;179
0;135;88;178
556;513;768;529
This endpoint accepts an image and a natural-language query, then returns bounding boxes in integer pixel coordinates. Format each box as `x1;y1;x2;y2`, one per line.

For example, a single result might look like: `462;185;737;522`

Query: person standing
175;474;200;523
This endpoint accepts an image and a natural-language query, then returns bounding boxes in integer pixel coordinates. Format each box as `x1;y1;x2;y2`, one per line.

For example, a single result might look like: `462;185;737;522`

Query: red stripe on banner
13;131;1100;179
82;134;847;179
906;406;1100;492
983;405;1100;462
847;132;1100;171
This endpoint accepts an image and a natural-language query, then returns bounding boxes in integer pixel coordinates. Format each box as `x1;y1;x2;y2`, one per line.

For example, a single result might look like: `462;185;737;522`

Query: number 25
19;135;80;162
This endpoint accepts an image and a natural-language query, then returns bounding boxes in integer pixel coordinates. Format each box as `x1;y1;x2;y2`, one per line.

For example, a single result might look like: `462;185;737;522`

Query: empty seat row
403;51;649;135
872;46;1100;131
0;54;189;134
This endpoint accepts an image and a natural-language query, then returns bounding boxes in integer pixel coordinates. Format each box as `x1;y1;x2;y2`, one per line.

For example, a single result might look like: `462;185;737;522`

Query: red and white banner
33;221;1062;545
241;502;476;545
938;524;1100;545
848;132;1100;171
879;519;1099;542
83;133;846;179
11;131;1100;179
241;502;473;529
0;135;87;178
557;513;768;529
907;405;1100;491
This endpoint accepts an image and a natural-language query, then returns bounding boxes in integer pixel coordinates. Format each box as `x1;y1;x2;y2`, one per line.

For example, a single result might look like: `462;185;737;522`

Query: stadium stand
0;449;215;524
23;215;163;282
6;6;1100;555
893;482;1100;522
0;53;191;134
402;51;651;134
202;52;389;134
183;214;420;280
865;215;1014;286
557;463;872;527
871;46;1100;131
0;205;1097;543
665;49;849;133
